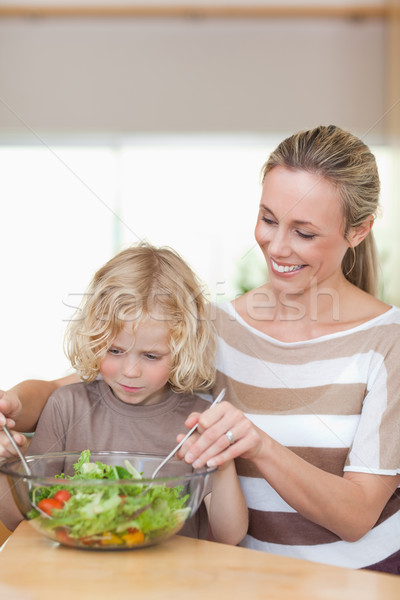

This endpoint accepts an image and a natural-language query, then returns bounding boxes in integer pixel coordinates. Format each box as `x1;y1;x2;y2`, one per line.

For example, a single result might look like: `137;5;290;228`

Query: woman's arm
0;374;79;432
181;402;400;543
0;374;79;457
250;434;400;542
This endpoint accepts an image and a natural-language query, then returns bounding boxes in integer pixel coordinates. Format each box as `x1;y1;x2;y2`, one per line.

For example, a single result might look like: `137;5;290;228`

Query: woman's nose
268;227;291;257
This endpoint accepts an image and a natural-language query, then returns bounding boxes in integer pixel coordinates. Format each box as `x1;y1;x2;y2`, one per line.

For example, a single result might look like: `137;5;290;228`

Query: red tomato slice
55;528;74;546
53;490;71;506
37;498;63;515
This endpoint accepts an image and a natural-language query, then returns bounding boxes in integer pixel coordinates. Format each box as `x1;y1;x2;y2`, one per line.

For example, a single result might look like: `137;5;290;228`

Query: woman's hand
0;389;28;458
0;389;22;429
0;429;29;458
178;401;264;469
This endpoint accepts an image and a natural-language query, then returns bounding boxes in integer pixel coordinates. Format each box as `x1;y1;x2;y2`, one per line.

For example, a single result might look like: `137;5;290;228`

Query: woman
1;126;400;572
176;125;400;572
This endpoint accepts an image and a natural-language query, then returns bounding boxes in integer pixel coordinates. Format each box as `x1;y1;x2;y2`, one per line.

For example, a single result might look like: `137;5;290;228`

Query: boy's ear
347;215;374;248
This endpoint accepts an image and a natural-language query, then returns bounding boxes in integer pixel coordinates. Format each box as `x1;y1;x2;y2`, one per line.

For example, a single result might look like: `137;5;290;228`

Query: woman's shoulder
212;287;400;344
338;286;397;328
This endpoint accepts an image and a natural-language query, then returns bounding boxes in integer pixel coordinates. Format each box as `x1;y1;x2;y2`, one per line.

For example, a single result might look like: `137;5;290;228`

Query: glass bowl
0;450;215;550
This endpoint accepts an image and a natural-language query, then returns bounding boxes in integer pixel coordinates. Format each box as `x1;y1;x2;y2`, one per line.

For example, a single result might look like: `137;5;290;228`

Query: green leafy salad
29;450;190;548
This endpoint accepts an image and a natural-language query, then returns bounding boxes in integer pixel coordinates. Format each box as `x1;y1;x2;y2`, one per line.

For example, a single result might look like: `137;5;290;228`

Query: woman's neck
233;279;388;342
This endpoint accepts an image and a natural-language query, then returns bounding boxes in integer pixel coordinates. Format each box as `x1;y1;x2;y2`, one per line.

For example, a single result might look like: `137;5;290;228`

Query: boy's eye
108;347;123;355
144;353;158;360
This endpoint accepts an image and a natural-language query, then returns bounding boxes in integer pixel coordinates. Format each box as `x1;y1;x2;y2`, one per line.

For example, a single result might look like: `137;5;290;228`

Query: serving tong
151;388;226;479
2;425;50;518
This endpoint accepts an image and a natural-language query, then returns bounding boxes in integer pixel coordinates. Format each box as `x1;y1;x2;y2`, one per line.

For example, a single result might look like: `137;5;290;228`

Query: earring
345;246;357;277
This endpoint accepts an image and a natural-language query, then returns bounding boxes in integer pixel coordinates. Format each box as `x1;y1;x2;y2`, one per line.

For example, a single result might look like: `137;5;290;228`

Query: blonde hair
65;243;216;393
261;125;380;296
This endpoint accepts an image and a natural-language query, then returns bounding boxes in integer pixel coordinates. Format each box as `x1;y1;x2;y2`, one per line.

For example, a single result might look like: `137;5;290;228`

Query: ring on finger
225;430;235;445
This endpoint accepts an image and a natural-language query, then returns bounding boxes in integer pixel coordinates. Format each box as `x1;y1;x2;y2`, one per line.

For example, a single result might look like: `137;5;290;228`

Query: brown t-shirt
1;381;213;537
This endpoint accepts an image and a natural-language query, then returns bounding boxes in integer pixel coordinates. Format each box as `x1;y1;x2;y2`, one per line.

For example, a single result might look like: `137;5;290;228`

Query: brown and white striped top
213;302;400;570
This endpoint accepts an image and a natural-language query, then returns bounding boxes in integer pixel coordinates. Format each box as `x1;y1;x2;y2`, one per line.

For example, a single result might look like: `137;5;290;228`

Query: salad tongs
151;388;226;479
2;425;50;518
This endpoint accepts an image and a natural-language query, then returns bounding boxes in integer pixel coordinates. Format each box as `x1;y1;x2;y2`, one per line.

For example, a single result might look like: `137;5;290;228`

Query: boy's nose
122;358;141;377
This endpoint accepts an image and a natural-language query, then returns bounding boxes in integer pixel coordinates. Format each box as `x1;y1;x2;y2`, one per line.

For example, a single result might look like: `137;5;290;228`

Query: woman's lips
270;258;305;274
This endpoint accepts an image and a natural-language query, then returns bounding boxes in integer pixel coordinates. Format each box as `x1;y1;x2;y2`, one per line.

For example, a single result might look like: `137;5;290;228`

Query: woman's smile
270;258;306;274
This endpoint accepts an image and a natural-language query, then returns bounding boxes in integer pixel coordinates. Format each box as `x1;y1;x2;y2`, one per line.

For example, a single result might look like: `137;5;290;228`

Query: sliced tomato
53;490;71;506
55;528;75;546
37;498;63;515
79;536;97;547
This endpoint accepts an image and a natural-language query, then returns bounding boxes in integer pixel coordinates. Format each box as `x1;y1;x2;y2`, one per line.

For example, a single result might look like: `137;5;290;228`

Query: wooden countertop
1;521;399;600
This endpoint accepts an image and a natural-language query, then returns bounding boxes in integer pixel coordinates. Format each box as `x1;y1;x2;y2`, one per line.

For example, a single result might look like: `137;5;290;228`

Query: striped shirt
213;301;400;571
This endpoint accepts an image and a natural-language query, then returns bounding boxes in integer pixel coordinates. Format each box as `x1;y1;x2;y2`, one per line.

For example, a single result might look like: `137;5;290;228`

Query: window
0;136;393;387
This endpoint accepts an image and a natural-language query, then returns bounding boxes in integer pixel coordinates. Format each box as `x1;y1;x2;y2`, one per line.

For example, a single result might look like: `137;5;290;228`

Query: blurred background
0;0;399;387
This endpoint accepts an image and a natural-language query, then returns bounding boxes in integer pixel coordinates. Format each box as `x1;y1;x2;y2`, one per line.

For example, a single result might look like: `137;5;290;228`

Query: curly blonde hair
262;125;380;296
65;243;216;393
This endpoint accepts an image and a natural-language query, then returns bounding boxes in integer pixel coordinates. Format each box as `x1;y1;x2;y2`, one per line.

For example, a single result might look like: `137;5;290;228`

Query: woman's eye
296;230;316;240
261;216;276;225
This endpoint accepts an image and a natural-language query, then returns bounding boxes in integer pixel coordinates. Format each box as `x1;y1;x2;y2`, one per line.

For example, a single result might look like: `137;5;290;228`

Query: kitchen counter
1;521;399;599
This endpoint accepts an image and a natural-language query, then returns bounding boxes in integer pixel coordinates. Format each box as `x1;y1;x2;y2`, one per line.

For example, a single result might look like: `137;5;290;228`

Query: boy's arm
175;415;248;546
204;460;248;545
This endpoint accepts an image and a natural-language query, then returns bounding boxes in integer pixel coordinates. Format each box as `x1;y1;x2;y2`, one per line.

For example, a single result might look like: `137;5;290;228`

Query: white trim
219;301;399;347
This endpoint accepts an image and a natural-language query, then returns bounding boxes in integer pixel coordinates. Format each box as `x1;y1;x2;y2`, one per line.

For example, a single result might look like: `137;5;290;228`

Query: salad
28;450;190;549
